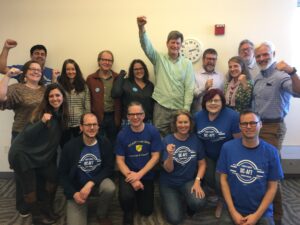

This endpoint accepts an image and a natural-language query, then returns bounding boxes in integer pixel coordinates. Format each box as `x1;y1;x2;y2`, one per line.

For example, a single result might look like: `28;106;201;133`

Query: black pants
118;173;154;216
100;112;118;148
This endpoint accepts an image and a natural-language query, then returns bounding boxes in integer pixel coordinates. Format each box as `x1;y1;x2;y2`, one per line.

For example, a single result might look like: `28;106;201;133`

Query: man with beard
0;39;59;85
253;41;300;225
238;39;260;78
59;113;115;225
192;48;224;112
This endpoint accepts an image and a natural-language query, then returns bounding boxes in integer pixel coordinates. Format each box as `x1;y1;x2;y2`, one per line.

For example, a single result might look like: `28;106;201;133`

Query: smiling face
133;62;145;80
127;104;145;130
205;94;222;115
48;88;64;111
255;45;275;70
65;63;76;81
80;113;99;139
175;114;191;136
31;49;46;67
25;62;42;84
98;51;113;72
240;113;262;140
203;53;217;73
228;61;242;79
167;38;182;59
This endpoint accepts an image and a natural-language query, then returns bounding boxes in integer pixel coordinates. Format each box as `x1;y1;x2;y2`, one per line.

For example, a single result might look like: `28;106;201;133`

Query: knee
166;213;183;225
100;179;116;195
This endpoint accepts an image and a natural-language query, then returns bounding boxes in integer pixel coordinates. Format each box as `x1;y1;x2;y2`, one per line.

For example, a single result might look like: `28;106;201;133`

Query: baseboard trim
0;172;13;179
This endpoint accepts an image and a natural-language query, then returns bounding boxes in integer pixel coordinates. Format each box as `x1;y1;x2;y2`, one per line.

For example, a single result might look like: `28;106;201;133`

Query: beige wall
0;0;299;171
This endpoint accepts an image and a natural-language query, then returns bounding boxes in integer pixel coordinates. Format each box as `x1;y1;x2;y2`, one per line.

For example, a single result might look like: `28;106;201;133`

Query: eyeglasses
240;121;260;128
133;67;144;71
127;112;144;117
28;68;42;73
207;99;221;104
205;57;217;61
99;58;113;63
240;47;253;52
83;123;99;128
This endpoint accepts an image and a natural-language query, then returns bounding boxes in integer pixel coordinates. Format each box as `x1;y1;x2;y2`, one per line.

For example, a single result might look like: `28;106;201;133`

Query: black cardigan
58;135;114;199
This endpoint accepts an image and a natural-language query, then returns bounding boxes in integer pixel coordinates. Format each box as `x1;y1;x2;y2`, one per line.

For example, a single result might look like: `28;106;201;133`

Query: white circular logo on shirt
230;160;264;184
173;146;196;166
78;153;101;172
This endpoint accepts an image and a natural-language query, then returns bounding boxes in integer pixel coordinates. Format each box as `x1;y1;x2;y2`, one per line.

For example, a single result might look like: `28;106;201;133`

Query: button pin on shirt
266;83;272;86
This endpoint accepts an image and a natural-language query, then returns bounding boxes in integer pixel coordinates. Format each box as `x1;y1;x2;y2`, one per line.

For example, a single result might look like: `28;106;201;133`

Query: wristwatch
195;176;202;182
288;67;297;76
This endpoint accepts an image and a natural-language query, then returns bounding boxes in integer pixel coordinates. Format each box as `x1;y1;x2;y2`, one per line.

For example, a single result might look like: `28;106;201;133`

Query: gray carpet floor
0;178;299;225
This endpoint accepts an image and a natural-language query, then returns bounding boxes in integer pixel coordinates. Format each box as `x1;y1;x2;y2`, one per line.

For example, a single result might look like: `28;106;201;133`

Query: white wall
0;0;299;171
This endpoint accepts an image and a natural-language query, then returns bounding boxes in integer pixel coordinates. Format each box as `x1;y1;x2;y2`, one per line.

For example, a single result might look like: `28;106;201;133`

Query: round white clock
180;38;202;63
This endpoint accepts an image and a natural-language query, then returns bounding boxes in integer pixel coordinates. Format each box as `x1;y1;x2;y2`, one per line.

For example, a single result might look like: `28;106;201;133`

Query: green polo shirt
140;32;195;110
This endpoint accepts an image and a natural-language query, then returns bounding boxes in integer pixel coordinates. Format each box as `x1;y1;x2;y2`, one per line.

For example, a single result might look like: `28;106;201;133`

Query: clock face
180;38;202;63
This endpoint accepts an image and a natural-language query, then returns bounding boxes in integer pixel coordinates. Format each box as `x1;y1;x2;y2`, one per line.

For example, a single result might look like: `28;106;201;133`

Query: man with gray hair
253;41;300;225
238;39;260;78
137;16;195;137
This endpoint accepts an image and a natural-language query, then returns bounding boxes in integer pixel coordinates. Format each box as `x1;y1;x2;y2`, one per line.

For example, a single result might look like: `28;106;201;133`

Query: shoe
19;210;30;218
123;212;134;225
98;218;112;225
186;206;196;217
215;200;223;218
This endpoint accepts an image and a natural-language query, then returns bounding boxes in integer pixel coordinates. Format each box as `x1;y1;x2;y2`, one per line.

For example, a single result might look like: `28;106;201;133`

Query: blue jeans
160;180;206;225
218;209;275;225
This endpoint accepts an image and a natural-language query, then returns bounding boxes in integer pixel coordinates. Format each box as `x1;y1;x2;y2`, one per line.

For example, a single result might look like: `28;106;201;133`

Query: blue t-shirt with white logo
116;123;163;180
217;138;284;217
194;107;240;161
160;133;205;187
77;142;101;185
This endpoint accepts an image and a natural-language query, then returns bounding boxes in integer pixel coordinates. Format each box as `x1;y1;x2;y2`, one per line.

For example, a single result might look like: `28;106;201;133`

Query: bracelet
288;67;297;76
195;176;202;181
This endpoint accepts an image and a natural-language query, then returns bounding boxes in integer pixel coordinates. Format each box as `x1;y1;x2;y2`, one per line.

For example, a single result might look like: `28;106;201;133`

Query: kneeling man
59;113;115;225
217;110;283;225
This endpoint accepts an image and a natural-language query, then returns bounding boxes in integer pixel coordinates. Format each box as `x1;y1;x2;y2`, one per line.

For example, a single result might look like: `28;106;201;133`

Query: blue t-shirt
116;123;163;180
160;133;205;187
77;142;101;185
217;139;284;217
10;64;53;85
194;107;240;161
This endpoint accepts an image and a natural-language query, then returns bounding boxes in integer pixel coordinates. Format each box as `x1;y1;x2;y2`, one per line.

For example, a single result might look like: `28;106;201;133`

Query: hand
238;74;248;89
231;210;246;225
191;182;205;199
205;79;213;90
166;144;175;158
4;39;17;49
137;16;147;28
73;192;86;205
125;171;141;183
276;60;294;74
52;69;60;82
6;68;22;78
41;113;52;123
131;180;144;191
243;213;259;225
79;182;94;200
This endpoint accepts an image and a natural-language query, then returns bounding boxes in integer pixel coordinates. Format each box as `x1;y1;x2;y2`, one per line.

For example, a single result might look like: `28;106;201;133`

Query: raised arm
0;39;18;74
276;60;300;94
163;144;175;172
0;68;22;102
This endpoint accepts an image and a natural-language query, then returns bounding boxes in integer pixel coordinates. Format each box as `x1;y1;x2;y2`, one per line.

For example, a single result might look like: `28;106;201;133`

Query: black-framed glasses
83;123;99;128
127;112;144;117
240;121;260;128
99;58;113;63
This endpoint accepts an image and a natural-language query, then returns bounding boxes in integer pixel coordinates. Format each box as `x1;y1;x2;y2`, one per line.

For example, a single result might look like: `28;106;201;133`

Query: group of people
0;15;300;225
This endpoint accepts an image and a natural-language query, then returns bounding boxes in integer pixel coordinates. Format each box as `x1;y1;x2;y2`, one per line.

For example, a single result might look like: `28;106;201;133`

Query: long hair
31;83;69;129
19;60;45;85
59;59;85;93
128;59;150;83
227;56;252;81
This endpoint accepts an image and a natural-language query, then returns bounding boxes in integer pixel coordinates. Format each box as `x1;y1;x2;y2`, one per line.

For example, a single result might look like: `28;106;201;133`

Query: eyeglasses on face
127;112;144;117
240;121;260;128
83;123;99;128
207;99;221;104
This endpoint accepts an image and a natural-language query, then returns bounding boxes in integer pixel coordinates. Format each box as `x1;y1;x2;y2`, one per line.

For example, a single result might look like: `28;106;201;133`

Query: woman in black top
9;83;69;225
112;59;154;126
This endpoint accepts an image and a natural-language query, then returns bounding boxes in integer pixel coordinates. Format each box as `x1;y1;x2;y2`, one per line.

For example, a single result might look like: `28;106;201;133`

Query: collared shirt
192;68;224;112
247;59;260;79
139;32;195;110
253;62;296;119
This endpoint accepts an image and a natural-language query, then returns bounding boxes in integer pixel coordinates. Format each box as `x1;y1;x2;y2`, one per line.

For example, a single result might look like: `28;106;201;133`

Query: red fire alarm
215;24;225;35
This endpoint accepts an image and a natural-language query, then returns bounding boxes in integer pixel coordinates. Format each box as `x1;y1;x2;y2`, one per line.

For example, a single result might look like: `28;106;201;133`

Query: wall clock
180;38;202;63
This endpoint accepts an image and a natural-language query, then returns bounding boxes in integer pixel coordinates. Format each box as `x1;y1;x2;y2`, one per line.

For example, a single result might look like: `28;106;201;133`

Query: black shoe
186;206;196;217
32;214;55;225
19;208;30;218
123;212;134;225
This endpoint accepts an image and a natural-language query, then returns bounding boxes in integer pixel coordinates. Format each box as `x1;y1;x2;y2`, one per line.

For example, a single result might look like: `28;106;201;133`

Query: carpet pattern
0;178;299;225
